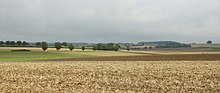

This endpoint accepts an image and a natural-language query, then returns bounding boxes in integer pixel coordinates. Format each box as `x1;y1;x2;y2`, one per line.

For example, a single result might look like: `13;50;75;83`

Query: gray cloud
0;0;220;43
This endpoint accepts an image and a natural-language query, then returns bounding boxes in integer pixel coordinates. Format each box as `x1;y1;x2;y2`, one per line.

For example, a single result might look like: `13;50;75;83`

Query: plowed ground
44;54;220;61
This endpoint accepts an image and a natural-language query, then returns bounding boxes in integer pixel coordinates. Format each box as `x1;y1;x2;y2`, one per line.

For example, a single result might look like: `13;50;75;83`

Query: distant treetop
207;41;212;44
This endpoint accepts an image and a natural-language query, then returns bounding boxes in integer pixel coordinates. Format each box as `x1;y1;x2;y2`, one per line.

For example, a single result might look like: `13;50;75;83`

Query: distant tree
82;46;85;51
144;47;147;49
16;41;22;46
10;41;16;46
113;45;119;52
62;42;68;47
107;43;115;50
126;46;130;51
22;41;28;46
93;46;97;51
0;41;4;46
96;43;108;50
155;41;191;48
149;46;153;49
42;42;48;51
5;41;10;46
68;44;74;51
116;44;121;50
55;42;62;51
36;42;42;47
207;41;212;44
96;43;120;51
114;46;119;52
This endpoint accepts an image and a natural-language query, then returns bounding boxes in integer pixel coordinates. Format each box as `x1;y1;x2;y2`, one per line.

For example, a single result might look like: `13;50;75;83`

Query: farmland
0;47;141;62
1;47;220;62
48;54;220;61
1;0;220;92
0;47;220;92
0;61;220;92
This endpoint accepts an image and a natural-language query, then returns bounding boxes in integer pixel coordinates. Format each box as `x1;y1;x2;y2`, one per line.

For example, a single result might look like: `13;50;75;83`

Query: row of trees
40;42;120;52
0;41;29;46
0;41;122;52
54;42;77;51
35;42;68;47
41;42;87;51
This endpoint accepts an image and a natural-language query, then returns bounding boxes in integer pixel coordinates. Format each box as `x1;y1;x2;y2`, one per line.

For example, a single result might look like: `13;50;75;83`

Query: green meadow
0;51;89;61
0;47;137;62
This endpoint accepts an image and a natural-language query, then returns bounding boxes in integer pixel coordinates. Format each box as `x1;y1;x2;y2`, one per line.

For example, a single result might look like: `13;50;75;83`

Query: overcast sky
0;0;220;43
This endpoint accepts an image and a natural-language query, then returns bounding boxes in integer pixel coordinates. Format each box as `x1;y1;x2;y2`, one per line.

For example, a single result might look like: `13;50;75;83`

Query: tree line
95;43;120;51
39;42;78;51
0;41;29;47
39;42;121;52
155;41;191;48
0;41;127;52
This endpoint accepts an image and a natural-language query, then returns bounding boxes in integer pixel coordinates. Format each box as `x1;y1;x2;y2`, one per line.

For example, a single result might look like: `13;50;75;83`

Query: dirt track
44;54;220;61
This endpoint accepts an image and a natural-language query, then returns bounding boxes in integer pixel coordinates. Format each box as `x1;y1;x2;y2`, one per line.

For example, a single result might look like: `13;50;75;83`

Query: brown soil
43;54;220;61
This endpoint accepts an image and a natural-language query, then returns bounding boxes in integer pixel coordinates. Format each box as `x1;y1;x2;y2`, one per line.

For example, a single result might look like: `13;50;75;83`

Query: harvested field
0;61;220;92
45;54;220;61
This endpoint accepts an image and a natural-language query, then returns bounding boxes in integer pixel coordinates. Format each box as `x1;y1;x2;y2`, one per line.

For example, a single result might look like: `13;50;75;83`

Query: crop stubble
0;61;219;93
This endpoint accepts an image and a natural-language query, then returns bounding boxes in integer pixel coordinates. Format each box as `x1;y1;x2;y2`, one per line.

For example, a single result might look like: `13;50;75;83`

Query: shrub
11;49;30;52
